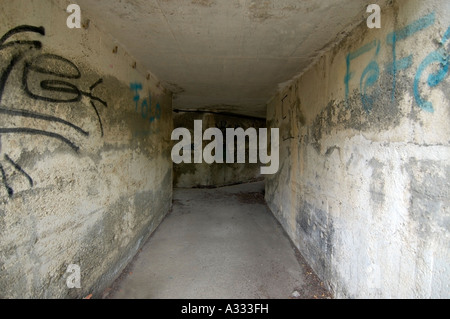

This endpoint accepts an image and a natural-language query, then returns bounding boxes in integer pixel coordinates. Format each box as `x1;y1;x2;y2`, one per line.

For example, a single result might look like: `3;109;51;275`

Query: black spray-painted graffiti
0;25;107;198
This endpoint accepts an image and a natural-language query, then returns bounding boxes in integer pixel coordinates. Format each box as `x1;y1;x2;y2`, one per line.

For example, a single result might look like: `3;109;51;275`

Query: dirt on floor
103;183;334;299
235;189;333;299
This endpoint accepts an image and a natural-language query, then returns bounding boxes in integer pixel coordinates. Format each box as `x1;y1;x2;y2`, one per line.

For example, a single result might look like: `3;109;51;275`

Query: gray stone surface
0;0;173;299
265;0;450;299
106;182;331;299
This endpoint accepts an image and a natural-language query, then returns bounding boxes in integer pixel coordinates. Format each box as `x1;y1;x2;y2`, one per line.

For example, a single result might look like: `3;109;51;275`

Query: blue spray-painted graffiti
414;26;450;112
345;40;381;112
130;82;142;112
386;12;436;102
129;82;161;123
345;12;449;114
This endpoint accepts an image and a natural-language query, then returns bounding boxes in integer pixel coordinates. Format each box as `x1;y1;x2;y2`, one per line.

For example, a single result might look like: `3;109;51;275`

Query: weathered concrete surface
76;0;390;118
173;111;265;188
0;0;173;298
266;0;450;298
105;182;332;299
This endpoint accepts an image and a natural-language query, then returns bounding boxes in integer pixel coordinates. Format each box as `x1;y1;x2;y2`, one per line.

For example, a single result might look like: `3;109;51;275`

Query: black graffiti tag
0;25;107;198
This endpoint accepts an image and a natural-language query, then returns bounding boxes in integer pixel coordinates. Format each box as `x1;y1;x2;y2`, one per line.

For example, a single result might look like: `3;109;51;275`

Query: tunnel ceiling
78;0;382;118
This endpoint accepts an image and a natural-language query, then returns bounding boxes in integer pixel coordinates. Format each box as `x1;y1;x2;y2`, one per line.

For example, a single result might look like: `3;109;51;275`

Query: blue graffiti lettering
129;82;162;124
386;12;435;101
360;60;380;113
414;26;450;113
344;40;380;108
344;11;449;115
146;95;155;123
345;40;380;110
130;82;143;112
141;98;149;118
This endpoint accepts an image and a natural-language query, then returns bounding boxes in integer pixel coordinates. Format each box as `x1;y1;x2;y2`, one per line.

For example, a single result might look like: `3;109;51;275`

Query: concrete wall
0;0;173;298
173;111;264;188
266;0;450;298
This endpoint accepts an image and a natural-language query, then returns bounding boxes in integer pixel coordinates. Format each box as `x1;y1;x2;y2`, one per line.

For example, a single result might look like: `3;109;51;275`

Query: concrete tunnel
0;0;449;299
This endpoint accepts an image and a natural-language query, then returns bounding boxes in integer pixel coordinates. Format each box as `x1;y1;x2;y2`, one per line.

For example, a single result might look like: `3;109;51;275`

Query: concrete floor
105;182;332;299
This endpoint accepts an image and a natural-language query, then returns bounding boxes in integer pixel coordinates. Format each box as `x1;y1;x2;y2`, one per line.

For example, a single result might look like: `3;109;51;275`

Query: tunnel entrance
1;0;448;300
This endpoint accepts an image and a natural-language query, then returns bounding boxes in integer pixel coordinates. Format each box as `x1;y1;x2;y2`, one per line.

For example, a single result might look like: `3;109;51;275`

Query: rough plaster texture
266;0;450;298
0;0;173;298
173;111;264;188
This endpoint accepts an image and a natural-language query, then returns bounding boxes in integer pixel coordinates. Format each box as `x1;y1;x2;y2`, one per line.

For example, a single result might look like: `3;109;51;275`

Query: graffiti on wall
0;25;108;198
130;82;161;124
345;12;450;113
